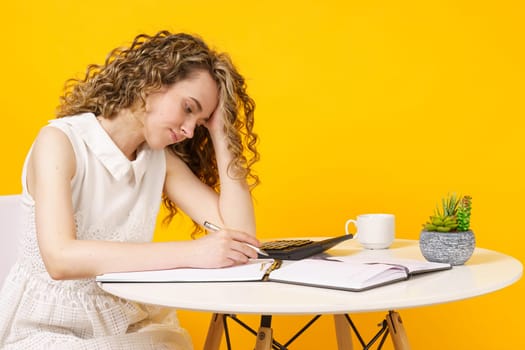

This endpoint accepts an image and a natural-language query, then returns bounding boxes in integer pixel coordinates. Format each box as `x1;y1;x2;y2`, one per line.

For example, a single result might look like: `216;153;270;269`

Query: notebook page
268;259;408;291
331;256;451;274
96;259;274;283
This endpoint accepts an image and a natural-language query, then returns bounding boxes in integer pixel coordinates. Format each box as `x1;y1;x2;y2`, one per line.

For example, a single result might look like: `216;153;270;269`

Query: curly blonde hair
57;30;260;233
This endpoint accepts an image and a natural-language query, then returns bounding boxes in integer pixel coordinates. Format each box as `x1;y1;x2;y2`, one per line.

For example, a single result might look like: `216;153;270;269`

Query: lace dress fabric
0;114;193;349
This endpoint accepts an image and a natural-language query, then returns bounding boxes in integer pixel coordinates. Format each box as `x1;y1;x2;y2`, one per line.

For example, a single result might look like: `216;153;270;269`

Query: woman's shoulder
34;124;74;150
29;124;77;180
30;114;95;174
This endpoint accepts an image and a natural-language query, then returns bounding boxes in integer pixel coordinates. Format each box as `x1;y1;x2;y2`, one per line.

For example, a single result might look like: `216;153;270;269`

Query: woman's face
142;70;219;149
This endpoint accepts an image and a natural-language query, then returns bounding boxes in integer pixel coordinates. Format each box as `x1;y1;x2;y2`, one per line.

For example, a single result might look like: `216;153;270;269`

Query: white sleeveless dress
0;113;193;349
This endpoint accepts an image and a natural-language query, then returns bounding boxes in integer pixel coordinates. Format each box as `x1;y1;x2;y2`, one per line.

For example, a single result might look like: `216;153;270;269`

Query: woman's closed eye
196;117;210;127
184;97;203;116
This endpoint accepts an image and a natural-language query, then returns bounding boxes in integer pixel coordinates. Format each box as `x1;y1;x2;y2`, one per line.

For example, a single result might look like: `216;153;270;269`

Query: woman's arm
210;127;256;235
28;127;259;280
206;103;256;234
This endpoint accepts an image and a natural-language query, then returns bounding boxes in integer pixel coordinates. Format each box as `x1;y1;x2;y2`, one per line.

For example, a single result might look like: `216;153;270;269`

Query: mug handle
345;219;358;237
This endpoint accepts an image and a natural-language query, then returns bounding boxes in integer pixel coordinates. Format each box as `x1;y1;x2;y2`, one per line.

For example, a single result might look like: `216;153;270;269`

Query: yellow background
1;0;523;349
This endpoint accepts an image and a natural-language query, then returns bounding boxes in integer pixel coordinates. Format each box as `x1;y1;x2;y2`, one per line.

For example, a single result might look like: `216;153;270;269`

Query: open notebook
96;257;452;292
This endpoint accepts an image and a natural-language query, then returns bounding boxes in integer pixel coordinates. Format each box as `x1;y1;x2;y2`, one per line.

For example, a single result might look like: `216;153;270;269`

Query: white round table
100;239;522;314
99;239;522;349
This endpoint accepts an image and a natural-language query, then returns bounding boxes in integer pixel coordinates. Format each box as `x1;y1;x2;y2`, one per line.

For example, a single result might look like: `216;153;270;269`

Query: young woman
0;30;260;349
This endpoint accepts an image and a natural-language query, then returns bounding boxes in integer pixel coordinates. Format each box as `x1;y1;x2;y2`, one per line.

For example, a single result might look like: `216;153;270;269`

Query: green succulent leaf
431;217;443;226
424;224;437;231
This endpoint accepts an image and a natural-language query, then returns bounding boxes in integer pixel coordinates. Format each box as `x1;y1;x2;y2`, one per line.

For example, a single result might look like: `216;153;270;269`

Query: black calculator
259;234;354;260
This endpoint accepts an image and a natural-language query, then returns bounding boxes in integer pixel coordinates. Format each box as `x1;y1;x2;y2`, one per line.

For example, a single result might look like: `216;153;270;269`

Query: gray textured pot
419;230;475;265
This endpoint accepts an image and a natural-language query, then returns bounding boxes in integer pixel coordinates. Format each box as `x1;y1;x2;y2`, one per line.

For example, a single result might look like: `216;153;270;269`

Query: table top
99;239;523;315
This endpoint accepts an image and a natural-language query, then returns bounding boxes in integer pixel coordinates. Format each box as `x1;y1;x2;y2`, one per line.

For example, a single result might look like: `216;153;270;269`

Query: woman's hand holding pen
190;227;262;268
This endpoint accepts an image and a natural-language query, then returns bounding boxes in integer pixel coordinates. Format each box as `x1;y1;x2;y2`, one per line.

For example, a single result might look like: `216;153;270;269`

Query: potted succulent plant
419;193;475;265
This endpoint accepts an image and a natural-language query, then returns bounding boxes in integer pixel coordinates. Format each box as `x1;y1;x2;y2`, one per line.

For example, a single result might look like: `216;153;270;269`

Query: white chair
0;195;23;285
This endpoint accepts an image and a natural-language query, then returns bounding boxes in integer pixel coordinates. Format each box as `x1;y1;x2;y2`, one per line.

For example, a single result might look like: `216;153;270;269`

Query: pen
203;221;269;257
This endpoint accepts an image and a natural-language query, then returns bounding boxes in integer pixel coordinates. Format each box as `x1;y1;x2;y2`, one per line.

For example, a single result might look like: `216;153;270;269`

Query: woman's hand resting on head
204;102;228;139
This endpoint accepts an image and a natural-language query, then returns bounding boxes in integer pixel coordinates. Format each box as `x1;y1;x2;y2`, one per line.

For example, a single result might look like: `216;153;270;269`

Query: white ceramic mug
345;214;395;249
